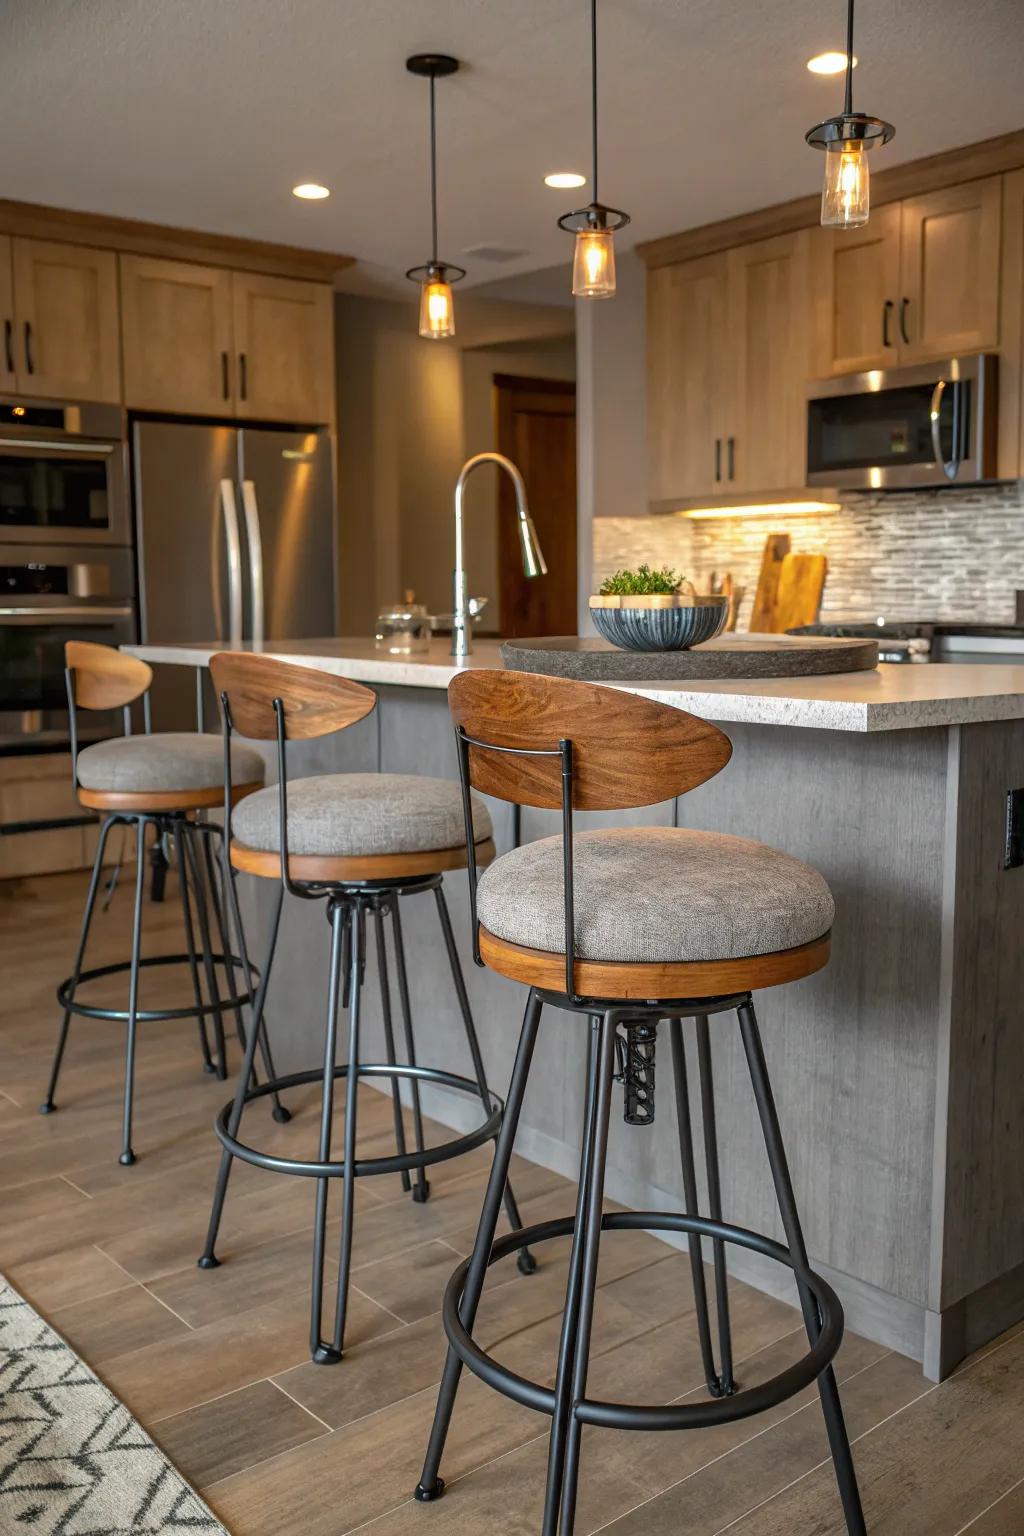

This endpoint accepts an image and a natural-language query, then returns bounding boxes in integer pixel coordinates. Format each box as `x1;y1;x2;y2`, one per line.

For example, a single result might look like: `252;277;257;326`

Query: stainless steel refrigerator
132;420;336;729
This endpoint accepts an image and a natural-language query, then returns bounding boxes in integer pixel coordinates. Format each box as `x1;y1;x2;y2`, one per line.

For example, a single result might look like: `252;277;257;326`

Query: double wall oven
0;398;134;751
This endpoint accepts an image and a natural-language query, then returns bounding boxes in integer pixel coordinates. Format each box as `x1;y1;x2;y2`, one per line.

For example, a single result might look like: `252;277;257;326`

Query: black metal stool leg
42;813;121;1114
172;820;215;1075
330;902;364;1358
119;818;148;1167
553;1014;617;1536
433;884;537;1274
182;825;228;1080
416;989;544;1502
373;903;412;1193
390;896;430;1203
696;1015;735;1395
668;1017;723;1397
199;884;284;1269
201;829;248;1053
311;899;349;1365
737;997;867;1536
218;843;291;1123
540;1018;601;1536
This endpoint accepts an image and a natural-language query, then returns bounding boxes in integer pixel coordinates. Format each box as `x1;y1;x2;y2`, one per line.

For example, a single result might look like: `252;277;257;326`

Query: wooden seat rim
230;836;496;883
78;781;263;813
478;926;831;1000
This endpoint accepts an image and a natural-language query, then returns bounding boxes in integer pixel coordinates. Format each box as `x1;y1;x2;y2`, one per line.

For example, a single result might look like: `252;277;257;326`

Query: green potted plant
589;566;728;651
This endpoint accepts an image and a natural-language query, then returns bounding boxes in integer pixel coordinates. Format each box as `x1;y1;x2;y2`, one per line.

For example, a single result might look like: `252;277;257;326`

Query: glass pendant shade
419;273;456;338
572;226;616;297
821;140;870;227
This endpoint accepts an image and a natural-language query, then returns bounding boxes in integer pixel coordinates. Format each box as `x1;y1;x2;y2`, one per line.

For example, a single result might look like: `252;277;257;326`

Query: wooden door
810;203;901;375
999;168;1024;480
725;231;812;493
647;253;728;504
0;237;14;392
495;376;576;639
121;255;234;414
898;177;1002;362
232;273;333;423
11;239;120;402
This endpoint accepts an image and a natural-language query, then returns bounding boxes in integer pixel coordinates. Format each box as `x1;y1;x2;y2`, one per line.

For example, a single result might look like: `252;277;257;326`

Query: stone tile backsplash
592;482;1024;627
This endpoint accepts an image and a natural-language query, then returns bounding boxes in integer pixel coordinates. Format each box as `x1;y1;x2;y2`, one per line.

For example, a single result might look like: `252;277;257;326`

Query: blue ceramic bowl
589;593;729;652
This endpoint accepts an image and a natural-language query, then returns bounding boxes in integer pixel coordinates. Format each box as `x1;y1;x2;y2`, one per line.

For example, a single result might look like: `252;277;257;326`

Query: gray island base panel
125;640;1024;1381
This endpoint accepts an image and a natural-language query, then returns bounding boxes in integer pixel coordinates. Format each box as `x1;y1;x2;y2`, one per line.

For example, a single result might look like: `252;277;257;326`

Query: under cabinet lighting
681;501;841;520
292;183;330;200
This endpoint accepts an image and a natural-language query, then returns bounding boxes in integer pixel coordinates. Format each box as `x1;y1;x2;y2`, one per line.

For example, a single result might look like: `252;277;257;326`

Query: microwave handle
929;378;963;481
239;479;265;649
219;478;244;647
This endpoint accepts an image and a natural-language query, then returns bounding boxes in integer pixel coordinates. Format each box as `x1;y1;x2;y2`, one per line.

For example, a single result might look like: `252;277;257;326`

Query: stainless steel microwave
0;397;130;546
806;354;997;489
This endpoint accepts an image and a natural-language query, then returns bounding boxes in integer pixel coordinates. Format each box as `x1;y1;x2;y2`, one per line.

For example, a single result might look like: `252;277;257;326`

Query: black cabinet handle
3;320;12;376
221;350;230;400
239;352;247;401
714;438;721;481
899;297;910;346
23;321;34;375
882;299;894;348
727;436;735;481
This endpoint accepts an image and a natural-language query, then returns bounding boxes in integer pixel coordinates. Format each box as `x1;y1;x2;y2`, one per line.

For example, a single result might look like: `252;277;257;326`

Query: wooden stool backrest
448;670;731;811
65;641;152;711
210;653;376;740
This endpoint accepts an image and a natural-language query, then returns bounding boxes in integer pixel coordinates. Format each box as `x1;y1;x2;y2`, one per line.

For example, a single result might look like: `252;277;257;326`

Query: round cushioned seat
76;733;264;796
476;826;834;965
232;772;492;859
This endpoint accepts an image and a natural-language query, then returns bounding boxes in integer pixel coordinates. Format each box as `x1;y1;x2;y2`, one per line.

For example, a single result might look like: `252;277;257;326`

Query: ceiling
4;0;1022;293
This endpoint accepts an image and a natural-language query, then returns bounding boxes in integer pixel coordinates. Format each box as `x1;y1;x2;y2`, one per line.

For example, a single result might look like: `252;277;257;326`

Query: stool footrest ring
442;1211;844;1432
214;1064;503;1179
57;952;255;1023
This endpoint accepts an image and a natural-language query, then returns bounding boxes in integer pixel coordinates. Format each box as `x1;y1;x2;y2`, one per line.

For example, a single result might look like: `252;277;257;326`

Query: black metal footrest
214;1063;503;1179
442;1211;844;1431
57;952;256;1023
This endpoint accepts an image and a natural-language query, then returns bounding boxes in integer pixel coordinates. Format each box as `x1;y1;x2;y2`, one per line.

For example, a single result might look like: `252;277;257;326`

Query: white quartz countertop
123;637;1024;733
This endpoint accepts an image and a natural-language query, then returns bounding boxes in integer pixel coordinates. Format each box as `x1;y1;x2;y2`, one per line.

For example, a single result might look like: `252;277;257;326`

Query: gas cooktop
790;622;1024;664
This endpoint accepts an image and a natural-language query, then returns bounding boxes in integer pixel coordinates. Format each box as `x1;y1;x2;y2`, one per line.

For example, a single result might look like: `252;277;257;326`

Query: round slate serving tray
500;633;879;681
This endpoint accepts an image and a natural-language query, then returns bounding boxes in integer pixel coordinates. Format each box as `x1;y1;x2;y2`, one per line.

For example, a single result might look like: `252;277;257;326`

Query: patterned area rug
0;1276;226;1533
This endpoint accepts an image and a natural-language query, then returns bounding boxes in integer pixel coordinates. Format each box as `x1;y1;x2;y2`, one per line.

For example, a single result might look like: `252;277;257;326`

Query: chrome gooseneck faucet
451;452;547;658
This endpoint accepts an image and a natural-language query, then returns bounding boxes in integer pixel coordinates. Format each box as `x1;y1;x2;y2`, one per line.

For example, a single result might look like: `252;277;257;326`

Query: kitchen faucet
451;452;547;658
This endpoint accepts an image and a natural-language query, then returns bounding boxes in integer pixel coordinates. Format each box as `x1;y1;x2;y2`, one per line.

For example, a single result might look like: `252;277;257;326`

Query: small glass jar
374;602;431;655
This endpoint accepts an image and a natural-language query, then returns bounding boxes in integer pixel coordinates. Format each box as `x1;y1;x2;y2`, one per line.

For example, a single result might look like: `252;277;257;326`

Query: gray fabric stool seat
232;772;492;858
476;825;834;963
75;733;264;795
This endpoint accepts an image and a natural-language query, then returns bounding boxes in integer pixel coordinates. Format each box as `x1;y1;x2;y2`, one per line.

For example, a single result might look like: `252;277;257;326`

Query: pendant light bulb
572;226;616;298
821;139;869;227
419;269;456;339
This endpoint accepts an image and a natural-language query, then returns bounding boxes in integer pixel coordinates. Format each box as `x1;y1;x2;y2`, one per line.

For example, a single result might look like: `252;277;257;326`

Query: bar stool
197;652;534;1366
415;671;867;1536
41;641;283;1167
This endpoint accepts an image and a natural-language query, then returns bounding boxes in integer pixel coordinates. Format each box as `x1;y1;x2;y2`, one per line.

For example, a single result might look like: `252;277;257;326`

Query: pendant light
406;53;465;338
805;0;893;228
558;0;629;298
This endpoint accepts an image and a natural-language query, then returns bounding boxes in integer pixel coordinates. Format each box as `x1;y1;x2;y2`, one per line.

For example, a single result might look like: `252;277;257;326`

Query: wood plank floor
2;868;1022;1536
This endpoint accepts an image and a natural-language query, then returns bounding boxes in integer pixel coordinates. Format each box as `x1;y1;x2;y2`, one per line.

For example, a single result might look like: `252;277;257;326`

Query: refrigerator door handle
219;478;244;648
240;478;265;649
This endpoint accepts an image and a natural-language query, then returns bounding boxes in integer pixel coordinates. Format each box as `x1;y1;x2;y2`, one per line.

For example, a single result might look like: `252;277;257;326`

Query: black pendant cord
590;0;599;205
843;0;855;117
429;73;439;267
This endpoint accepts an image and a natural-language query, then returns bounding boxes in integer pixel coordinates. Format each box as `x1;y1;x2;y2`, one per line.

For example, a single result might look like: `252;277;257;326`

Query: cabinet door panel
810;204;901;375
0;237;13;392
647;253;727;503
232;274;333;424
726;231;811;493
899;177;1001;361
12;239;120;402
999;168;1024;480
121;255;234;414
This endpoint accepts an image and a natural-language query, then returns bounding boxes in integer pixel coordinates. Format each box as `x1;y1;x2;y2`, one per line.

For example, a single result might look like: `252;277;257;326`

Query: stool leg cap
272;1105;292;1124
202;1061;218;1076
415;1480;445;1503
197;1254;221;1270
119;1150;136;1167
39;1102;57;1115
517;1248;538;1276
312;1344;343;1366
411;1179;431;1205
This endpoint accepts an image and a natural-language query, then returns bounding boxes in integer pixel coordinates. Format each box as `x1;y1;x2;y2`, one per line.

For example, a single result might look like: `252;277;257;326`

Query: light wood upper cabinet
811;203;901;375
0;237;14;392
11;239;120;402
121;255;235;415
725;231;811;494
998;168;1024;479
231;273;333;423
647;254;728;502
898;177;1002;361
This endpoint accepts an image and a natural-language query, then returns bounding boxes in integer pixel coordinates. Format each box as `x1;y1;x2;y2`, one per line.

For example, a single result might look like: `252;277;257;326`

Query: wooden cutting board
750;535;828;632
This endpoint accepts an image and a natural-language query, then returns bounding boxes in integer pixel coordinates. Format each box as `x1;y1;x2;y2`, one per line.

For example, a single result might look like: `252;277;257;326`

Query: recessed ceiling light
544;172;586;189
292;182;330;200
807;51;858;74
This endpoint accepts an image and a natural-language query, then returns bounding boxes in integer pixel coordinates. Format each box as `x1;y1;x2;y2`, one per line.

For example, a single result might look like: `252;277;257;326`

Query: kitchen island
127;637;1024;1381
